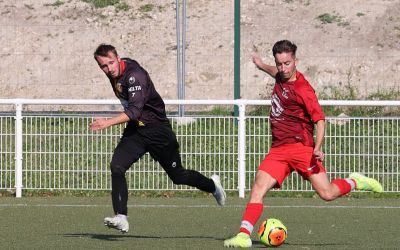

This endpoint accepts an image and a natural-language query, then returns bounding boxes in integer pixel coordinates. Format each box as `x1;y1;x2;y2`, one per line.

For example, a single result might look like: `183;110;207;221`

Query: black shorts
110;122;182;174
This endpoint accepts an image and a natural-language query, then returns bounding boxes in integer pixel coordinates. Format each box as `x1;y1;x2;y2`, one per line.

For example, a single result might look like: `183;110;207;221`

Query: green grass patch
116;2;129;11
139;4;155;12
44;0;65;7
317;13;341;24
82;0;119;8
317;12;349;26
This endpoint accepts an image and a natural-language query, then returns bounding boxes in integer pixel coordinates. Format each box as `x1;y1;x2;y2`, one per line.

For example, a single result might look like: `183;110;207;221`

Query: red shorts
259;143;326;188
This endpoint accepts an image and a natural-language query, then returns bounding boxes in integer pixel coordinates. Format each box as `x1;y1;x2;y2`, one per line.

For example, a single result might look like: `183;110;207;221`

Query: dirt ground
0;0;399;104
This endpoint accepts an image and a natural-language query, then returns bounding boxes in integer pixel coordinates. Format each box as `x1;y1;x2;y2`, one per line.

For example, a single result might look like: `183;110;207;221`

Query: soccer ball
257;218;287;247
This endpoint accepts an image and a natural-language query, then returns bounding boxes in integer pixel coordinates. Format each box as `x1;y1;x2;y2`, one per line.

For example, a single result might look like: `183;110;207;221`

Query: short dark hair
94;44;118;59
272;40;297;57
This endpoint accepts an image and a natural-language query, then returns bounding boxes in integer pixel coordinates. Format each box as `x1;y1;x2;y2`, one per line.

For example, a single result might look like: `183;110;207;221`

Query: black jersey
109;58;169;125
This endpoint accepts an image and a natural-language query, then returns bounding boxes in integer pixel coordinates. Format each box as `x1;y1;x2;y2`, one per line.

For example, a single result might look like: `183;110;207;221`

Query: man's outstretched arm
89;112;130;131
252;54;278;78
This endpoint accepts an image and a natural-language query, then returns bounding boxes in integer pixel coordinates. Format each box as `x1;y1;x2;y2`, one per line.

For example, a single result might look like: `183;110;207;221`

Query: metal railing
0;99;399;198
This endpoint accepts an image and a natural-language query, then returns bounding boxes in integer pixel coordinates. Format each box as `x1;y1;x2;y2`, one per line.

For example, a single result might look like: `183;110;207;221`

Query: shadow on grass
252;240;347;248
63;233;217;242
63;234;347;248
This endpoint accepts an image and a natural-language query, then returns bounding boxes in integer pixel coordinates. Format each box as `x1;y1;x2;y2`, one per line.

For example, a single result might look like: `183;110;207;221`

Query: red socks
239;203;263;235
332;178;355;196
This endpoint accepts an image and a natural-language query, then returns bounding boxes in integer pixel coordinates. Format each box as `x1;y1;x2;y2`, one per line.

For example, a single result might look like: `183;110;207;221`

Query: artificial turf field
1;195;399;249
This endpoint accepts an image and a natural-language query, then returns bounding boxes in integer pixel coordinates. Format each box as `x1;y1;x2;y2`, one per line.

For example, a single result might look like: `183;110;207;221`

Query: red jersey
269;71;325;148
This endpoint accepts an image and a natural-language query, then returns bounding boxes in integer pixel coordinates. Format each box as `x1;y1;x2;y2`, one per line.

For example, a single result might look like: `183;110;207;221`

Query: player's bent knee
110;164;127;176
316;190;336;201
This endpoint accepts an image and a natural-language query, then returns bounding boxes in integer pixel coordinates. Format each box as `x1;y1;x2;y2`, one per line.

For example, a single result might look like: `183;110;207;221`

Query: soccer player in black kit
90;44;226;233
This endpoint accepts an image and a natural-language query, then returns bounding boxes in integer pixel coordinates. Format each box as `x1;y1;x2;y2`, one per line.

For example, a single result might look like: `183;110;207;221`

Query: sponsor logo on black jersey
128;85;142;92
129;76;135;84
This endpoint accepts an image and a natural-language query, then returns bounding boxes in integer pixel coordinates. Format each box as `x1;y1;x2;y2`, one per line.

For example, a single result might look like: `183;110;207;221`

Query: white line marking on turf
0;204;399;209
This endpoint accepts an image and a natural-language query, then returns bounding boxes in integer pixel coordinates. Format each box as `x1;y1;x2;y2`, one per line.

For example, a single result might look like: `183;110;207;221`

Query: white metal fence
0;99;399;198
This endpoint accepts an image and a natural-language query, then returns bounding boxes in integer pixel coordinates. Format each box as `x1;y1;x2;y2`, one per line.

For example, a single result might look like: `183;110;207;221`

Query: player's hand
252;54;263;68
313;149;325;161
89;118;110;131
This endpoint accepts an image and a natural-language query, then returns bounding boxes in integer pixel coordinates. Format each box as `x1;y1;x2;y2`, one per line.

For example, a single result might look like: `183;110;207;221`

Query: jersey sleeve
123;71;147;121
295;82;325;123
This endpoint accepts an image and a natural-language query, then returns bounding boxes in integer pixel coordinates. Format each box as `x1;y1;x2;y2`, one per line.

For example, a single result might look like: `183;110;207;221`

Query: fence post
238;103;246;198
15;103;23;198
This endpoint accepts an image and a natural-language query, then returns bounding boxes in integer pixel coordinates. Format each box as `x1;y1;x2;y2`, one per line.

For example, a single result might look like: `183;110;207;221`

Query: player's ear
294;57;298;67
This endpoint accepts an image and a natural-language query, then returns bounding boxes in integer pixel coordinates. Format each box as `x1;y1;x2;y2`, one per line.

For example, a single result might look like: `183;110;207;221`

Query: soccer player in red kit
224;40;382;248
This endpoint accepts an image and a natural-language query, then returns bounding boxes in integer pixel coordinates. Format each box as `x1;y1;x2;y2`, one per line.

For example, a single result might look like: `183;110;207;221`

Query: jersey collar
119;60;126;77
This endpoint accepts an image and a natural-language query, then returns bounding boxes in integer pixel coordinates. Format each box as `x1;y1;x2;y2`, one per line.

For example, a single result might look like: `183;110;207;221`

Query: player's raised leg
166;166;226;206
211;174;226;206
309;172;354;201
150;125;226;206
349;173;383;192
309;171;382;202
